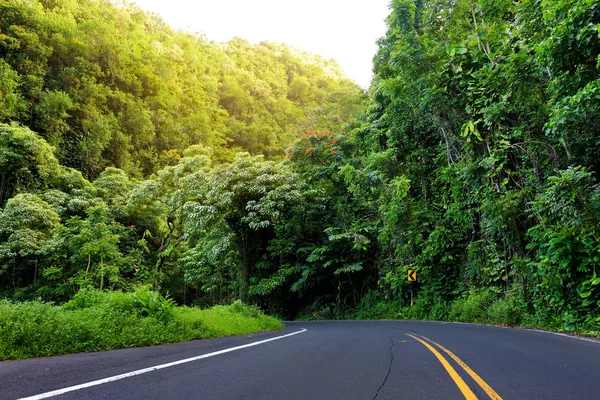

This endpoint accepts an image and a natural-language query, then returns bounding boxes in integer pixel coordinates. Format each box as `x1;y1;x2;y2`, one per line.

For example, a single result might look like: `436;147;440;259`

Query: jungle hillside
2;0;600;344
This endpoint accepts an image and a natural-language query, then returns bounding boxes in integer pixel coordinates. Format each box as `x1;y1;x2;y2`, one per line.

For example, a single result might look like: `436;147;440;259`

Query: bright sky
130;0;391;88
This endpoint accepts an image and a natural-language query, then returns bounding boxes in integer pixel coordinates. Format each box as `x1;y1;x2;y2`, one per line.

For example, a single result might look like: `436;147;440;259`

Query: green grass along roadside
299;289;600;338
0;289;283;361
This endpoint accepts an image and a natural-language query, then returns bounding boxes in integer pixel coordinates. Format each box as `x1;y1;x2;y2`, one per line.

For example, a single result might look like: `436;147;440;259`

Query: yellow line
406;334;478;400
416;334;503;400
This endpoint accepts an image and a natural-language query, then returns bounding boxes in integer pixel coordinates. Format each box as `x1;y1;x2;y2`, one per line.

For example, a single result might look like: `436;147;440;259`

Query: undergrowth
0;288;282;361
300;288;600;337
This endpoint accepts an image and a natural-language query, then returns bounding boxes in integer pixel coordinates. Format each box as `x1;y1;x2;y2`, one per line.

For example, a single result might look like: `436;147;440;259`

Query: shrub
63;287;175;320
405;299;433;320
218;300;263;319
354;301;403;320
352;291;403;320
62;288;135;313
487;293;526;326
129;286;175;320
428;300;451;321
449;289;495;323
0;296;282;360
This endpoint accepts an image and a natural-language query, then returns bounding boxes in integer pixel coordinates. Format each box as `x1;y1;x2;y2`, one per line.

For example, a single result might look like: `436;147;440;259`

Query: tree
182;153;303;303
0;123;61;205
0;193;60;291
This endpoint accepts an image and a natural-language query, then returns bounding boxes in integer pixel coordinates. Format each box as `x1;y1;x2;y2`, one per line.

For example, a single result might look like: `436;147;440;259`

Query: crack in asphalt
372;336;395;400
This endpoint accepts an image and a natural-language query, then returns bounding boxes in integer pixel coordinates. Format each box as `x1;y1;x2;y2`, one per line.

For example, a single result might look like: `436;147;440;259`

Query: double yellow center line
406;333;503;400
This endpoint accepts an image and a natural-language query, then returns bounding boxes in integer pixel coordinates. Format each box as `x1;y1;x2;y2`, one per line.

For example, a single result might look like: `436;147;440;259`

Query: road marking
406;334;477;400
425;321;600;344
527;329;600;344
416;334;503;400
18;328;308;400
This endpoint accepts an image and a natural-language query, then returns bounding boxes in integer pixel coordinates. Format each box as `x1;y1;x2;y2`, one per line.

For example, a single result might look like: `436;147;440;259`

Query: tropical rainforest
1;0;599;336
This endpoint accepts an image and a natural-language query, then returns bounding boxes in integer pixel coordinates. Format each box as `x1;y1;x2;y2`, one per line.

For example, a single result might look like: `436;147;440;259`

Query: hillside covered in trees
0;0;364;180
1;0;600;336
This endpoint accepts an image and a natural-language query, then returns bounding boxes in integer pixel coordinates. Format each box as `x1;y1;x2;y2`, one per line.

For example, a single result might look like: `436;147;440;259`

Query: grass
0;289;283;361
307;289;600;337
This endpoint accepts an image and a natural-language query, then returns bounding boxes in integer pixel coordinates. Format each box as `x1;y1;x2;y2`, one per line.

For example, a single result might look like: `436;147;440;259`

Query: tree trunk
239;257;249;303
100;257;104;290
33;259;38;286
239;231;250;302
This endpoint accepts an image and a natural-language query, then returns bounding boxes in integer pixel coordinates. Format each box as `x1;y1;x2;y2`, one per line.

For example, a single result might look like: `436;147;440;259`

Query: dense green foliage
0;0;364;177
2;0;600;337
0;289;282;360
352;0;600;332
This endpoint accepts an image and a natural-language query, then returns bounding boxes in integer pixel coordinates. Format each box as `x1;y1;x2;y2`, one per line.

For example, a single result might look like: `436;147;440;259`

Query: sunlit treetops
0;0;365;178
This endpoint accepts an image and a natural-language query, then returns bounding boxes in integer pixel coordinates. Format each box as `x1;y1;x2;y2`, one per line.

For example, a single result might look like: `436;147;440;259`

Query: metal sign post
408;270;417;307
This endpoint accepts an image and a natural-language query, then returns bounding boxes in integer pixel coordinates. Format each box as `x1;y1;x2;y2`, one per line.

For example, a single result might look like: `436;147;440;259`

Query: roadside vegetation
0;289;282;360
1;0;599;353
349;288;599;337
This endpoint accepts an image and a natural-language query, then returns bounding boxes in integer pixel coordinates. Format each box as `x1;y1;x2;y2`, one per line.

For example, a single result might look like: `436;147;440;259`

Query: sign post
408;270;417;306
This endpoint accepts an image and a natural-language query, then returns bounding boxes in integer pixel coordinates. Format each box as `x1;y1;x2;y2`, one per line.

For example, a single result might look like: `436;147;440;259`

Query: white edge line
18;328;308;400
526;329;600;344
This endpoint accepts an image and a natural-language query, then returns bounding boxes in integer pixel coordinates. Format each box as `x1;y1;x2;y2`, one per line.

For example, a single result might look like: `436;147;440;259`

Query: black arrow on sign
408;270;417;282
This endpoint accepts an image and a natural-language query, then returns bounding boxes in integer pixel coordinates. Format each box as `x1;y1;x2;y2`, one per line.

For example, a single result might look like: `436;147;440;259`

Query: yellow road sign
408;270;417;282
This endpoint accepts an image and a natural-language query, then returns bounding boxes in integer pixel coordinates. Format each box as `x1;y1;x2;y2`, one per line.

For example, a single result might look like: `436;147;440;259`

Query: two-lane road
2;321;599;399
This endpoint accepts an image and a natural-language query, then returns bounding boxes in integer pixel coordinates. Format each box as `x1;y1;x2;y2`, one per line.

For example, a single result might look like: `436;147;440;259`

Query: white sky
130;0;391;88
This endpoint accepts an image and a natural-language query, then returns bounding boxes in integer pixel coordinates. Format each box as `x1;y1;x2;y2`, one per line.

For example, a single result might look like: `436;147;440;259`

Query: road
2;320;599;399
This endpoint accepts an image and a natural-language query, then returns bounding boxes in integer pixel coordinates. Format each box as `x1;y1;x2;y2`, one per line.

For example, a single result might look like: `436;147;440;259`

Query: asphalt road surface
2;320;600;399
